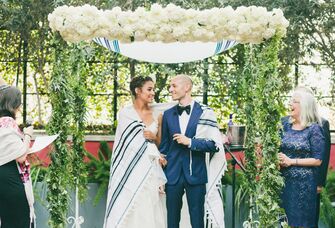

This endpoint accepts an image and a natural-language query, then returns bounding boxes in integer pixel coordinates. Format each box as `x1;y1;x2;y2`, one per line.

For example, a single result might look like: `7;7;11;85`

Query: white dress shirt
179;100;194;135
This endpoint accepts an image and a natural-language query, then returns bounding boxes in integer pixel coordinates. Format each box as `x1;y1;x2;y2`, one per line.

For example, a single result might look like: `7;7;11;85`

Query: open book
29;134;59;154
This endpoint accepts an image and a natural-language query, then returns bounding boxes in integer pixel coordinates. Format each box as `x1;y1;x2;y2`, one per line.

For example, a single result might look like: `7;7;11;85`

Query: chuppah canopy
48;4;289;63
93;38;238;63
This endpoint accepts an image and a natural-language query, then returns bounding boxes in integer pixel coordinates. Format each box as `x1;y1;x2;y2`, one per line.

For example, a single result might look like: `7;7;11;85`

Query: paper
29;134;58;154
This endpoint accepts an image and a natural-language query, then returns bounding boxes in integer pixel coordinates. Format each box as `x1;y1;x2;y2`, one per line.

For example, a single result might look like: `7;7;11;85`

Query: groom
159;74;220;228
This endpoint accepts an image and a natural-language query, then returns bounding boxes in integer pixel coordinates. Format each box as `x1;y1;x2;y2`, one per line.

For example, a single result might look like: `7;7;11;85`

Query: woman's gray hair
0;85;22;119
290;89;322;128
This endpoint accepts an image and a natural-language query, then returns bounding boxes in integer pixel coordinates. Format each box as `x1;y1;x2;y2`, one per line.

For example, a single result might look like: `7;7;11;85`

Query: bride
103;76;167;228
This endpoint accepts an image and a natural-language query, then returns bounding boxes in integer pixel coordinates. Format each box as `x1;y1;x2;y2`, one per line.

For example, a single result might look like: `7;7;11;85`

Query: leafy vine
46;34;73;227
253;35;285;227
240;35;286;227
68;43;89;200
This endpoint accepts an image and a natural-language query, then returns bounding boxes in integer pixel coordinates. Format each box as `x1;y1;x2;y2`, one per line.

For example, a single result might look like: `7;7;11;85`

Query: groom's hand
159;154;167;167
173;134;191;146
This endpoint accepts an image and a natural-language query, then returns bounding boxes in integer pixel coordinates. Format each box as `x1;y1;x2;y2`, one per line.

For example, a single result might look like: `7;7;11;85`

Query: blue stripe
93;38;103;46
224;40;231;51
106;142;148;217
112;121;139;157
111;124;143;176
214;41;223;54
104;37;113;51
199;118;217;124
113;40;120;53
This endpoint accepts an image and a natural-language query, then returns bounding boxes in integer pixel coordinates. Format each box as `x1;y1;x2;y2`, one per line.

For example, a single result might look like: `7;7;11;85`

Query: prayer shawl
0;127;36;227
197;104;227;228
104;105;167;228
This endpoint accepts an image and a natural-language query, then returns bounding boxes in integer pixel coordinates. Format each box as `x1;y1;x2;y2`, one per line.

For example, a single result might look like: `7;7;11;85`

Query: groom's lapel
171;105;181;133
185;102;202;137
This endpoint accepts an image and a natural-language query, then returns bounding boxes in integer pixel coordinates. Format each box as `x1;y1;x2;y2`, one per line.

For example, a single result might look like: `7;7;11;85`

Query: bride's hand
143;129;156;141
159;185;165;194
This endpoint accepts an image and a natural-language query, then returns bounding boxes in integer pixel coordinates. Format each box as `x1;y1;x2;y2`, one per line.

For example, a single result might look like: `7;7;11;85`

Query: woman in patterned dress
279;88;325;227
0;85;35;228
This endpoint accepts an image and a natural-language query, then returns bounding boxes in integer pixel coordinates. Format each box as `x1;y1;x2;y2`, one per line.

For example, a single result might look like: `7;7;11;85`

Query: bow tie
177;105;191;115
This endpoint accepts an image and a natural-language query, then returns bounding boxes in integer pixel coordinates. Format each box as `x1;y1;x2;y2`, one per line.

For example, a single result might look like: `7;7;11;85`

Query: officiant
0;84;35;228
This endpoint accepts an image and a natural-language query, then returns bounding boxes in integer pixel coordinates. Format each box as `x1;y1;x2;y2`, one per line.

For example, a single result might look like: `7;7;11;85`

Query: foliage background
0;0;334;227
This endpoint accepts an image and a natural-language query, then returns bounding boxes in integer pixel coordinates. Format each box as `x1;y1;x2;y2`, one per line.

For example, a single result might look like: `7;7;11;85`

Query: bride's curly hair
129;76;153;98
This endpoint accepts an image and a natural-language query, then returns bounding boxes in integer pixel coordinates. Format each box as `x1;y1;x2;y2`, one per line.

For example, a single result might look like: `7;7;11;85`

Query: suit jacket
318;118;331;187
159;102;218;185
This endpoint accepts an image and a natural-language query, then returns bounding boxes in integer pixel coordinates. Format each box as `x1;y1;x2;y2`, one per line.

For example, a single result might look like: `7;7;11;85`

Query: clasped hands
278;152;293;167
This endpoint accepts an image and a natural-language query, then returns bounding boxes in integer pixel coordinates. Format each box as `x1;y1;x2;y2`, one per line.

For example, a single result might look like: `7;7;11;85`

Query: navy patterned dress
280;118;325;227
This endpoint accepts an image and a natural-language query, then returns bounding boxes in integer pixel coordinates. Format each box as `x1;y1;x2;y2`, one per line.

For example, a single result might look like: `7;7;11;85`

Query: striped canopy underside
93;38;237;64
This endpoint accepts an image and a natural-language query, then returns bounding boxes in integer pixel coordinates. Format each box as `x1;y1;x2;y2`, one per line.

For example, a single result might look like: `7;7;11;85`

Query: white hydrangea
48;4;289;44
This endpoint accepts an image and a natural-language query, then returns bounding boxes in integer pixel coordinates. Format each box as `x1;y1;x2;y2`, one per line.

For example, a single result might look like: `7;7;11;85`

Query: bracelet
295;159;298;166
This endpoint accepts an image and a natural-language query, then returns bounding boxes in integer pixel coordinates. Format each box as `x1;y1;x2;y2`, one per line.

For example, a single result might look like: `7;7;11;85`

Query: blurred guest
0;85;35;228
279;87;325;227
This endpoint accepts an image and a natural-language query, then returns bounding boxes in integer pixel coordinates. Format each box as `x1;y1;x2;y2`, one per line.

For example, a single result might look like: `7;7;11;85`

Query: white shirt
178;100;194;135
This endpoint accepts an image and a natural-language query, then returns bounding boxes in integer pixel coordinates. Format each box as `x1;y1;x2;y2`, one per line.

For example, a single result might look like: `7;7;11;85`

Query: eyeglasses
290;100;300;104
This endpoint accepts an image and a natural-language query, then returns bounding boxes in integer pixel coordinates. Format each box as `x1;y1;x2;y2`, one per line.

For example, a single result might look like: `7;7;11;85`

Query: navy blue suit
159;102;218;228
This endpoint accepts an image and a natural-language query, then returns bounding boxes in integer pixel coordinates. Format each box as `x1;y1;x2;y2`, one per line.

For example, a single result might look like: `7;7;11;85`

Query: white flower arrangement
48;4;289;44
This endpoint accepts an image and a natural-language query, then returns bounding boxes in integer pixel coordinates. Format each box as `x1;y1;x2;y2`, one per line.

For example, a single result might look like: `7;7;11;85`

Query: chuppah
47;3;289;228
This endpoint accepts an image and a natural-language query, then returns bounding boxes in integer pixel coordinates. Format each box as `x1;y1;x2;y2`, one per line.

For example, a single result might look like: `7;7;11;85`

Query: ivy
240;44;259;226
241;35;286;227
46;34;73;227
254;35;285;227
68;43;89;200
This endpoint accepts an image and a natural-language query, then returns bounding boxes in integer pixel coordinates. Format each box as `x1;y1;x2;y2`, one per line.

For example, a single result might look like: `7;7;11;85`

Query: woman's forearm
16;134;31;163
289;157;322;167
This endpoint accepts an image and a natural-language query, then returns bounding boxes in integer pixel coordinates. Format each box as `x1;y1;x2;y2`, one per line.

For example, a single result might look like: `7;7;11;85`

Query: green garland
46;39;90;226
241;35;286;227
240;44;260;226
254;35;285;227
68;43;89;200
46;34;73;227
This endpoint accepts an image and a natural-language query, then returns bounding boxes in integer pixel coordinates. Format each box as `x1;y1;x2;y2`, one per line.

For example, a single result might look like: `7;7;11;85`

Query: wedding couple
104;74;227;228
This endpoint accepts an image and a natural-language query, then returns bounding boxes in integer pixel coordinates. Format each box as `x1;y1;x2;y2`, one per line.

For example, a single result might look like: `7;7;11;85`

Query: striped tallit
197;104;227;228
103;105;166;228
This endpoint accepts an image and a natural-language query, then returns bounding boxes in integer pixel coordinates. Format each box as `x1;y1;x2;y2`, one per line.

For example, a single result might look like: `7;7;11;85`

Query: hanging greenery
46;34;74;227
254;35;285;227
239;44;260;227
46;39;92;226
68;43;89;200
241;34;286;227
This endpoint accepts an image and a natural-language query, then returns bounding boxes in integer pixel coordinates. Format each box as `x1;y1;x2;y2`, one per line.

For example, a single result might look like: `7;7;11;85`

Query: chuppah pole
224;145;246;228
67;185;84;228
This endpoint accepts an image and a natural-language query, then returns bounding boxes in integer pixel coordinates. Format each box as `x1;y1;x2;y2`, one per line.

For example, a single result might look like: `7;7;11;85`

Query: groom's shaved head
174;74;193;91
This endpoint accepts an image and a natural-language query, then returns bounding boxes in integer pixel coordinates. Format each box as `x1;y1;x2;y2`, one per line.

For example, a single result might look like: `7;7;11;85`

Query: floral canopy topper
48;4;289;44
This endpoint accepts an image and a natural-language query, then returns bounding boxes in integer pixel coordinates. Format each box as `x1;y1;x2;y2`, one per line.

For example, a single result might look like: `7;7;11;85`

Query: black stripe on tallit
106;141;148;217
